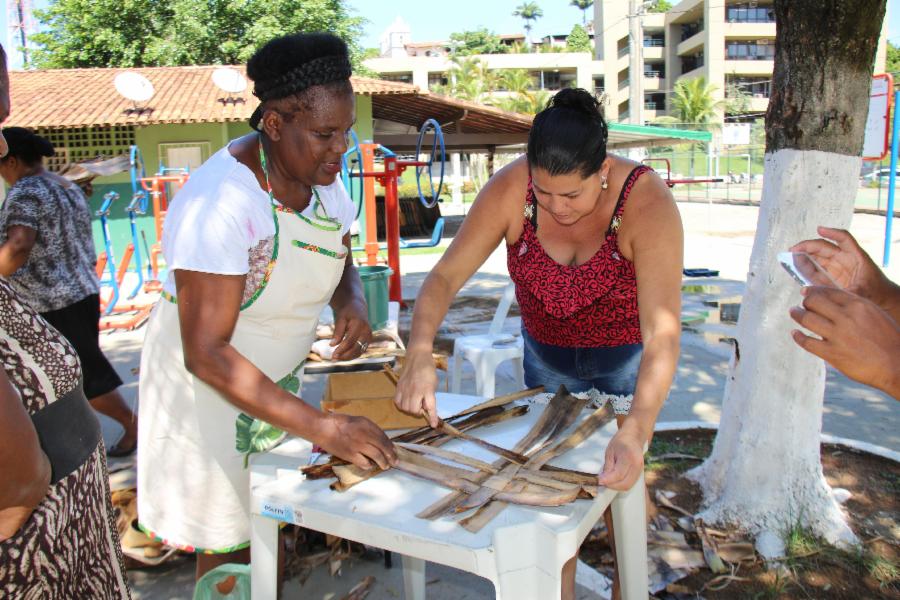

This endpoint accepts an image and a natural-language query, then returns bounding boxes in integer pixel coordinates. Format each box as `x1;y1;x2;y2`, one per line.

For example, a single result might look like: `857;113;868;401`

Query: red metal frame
353;144;430;303
864;73;894;162
641;157;724;188
138;173;188;291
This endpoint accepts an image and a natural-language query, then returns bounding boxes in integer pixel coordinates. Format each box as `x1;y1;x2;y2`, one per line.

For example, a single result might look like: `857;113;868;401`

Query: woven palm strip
416;386;587;520
459;401;614;532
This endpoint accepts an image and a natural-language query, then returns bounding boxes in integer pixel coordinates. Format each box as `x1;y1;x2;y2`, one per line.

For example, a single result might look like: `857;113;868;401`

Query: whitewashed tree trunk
688;149;860;548
687;0;886;553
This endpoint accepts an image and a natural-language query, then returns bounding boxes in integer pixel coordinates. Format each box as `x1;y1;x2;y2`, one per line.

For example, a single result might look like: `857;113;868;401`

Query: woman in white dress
137;32;396;579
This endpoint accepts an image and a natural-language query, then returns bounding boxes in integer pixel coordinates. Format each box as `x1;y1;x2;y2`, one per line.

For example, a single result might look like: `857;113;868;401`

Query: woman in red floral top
396;88;683;599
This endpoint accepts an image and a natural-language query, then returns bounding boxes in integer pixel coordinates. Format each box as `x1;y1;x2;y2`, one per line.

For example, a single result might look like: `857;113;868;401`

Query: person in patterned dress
0;126;138;456
0;278;133;597
395;88;683;599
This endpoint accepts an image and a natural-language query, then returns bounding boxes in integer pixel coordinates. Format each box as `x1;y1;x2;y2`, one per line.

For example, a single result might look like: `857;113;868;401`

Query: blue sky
346;0;594;48
3;0;900;66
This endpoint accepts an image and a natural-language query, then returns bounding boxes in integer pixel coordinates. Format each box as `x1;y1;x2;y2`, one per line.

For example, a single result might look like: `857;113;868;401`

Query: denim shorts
522;328;642;397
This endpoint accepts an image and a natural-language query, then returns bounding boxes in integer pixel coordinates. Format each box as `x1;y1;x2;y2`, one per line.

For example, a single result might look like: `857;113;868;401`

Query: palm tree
659;76;724;126
439;56;500;102
512;2;543;46
499;68;534;94
654;76;724;177
570;0;594;25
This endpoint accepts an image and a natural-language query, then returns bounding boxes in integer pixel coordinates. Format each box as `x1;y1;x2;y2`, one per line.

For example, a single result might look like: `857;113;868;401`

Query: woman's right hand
791;227;891;303
394;351;440;428
317;413;397;471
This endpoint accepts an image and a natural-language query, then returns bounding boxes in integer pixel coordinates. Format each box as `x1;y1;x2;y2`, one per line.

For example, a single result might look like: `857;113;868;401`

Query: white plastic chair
450;281;525;398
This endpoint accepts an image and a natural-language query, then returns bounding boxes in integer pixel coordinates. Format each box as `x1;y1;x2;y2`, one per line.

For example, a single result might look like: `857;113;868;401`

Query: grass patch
780;524;900;593
645;436;710;472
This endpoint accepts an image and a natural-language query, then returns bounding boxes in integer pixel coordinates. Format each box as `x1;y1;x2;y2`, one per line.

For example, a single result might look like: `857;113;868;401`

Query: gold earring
601;176;608;190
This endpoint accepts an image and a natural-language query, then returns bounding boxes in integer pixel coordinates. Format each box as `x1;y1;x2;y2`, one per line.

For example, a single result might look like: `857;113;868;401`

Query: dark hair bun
527;88;609;178
547;88;602;117
2;127;54;165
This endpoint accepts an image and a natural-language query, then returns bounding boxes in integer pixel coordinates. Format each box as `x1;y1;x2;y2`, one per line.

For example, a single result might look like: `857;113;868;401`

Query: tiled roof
373;91;533;134
6;65;415;129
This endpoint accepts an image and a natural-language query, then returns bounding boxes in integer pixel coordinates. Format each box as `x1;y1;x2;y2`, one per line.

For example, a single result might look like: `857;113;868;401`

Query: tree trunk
687;0;886;553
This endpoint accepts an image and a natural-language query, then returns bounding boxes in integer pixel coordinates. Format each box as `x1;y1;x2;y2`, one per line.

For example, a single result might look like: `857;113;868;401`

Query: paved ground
98;201;899;599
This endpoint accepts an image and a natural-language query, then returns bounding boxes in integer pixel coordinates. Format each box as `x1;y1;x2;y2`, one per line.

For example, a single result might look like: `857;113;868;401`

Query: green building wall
88;94;374;269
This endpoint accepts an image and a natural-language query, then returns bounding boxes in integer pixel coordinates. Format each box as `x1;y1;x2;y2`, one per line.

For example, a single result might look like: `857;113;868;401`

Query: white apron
137;185;346;553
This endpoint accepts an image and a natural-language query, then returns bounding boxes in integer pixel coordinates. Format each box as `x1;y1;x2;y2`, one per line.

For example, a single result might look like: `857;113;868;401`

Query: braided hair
247;33;352;130
527;88;609;179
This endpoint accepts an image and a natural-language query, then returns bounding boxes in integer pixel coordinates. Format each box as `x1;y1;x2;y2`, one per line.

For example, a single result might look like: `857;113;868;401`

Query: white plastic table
248;393;648;600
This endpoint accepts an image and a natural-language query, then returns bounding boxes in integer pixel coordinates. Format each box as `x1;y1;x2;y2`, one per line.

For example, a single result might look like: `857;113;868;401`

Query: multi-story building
366;1;887;125
366;16;600;96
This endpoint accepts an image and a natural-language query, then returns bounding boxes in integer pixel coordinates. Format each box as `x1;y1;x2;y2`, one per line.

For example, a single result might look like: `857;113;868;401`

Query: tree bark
688;0;886;553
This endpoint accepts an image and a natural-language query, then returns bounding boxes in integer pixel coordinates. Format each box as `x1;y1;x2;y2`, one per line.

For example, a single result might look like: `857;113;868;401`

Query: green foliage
499;69;533;94
724;82;751;115
647;0;672;13
655;76;724;127
566;24;592;53
433;56;499;102
507;40;530;54
569;0;593;25
512;2;543;41
30;0;368;70
493;88;550;115
887;41;900;74
449;28;508;56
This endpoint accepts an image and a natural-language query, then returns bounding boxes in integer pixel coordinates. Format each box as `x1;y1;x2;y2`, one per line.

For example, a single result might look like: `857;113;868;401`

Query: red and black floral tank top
507;165;649;348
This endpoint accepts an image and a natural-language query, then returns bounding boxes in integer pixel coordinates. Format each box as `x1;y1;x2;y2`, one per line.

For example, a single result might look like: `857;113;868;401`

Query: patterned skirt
0;441;131;599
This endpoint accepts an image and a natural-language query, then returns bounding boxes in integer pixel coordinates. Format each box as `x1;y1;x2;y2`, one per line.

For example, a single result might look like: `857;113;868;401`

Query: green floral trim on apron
136;522;250;555
259;143;342;232
291;240;347;260
276;203;342;232
159;213;279;311
234;360;304;467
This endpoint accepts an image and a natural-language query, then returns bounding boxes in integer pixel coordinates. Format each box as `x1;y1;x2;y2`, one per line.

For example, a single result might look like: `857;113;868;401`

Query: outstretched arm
395;161;523;426
599;176;683;491
175;269;396;470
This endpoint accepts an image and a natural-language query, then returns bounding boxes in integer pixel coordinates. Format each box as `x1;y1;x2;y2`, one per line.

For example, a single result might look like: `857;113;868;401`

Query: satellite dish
114;71;155;103
212;67;247;94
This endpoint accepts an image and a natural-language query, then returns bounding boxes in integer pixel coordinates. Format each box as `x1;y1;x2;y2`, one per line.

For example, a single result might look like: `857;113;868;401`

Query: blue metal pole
883;90;900;267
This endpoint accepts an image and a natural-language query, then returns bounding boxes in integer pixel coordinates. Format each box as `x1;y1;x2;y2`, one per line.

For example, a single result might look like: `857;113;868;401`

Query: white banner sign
722;123;751;146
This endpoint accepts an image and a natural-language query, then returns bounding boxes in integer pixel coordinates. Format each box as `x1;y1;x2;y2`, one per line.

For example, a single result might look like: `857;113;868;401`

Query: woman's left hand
330;299;373;361
597;428;646;491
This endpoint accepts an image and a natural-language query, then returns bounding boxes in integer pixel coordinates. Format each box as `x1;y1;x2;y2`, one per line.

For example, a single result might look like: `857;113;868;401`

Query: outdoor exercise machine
642;157;724;278
94;190;156;330
347;119;446;302
641;157;725;188
138;155;189;291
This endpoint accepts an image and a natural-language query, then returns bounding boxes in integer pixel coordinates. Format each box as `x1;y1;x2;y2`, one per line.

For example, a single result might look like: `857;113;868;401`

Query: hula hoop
415;119;445;209
341;129;364;219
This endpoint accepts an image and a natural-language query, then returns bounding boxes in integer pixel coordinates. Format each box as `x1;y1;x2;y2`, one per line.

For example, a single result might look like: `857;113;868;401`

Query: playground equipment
641;157;724;188
94;191;155;330
350;119;446;302
350;216;445;254
342;129;364;219
138;158;189;291
92;146;191;330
